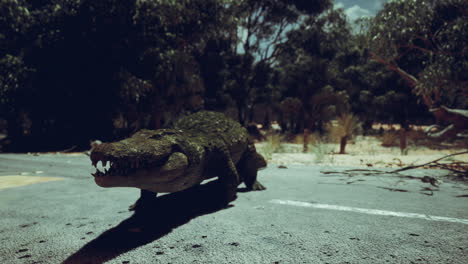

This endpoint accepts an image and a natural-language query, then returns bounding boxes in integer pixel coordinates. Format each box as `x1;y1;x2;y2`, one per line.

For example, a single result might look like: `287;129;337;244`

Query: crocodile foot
249;181;266;191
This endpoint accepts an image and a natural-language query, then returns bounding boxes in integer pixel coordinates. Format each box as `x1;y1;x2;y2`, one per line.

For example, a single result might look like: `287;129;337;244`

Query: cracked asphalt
0;153;467;264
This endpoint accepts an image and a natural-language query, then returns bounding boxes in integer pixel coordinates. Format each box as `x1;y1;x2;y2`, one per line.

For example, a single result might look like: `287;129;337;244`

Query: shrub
381;131;399;147
326;113;361;154
257;133;283;160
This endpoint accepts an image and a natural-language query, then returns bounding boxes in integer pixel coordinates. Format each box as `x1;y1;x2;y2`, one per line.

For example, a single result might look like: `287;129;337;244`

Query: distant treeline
0;0;466;151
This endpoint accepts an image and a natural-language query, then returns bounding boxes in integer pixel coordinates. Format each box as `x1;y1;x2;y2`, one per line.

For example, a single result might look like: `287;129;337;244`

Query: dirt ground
255;135;468;169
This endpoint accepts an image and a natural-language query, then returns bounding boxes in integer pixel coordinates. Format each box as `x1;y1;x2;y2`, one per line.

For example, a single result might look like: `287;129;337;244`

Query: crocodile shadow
63;180;233;264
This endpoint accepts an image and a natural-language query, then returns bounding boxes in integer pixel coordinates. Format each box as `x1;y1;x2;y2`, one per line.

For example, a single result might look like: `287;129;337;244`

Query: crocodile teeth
103;160;108;167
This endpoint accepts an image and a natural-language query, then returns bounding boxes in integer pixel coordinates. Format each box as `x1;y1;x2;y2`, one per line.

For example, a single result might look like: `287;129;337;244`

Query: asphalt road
0;153;467;264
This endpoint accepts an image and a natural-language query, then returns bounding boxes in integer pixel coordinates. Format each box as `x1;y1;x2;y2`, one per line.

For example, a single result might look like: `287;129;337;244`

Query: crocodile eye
150;130;177;140
150;134;163;140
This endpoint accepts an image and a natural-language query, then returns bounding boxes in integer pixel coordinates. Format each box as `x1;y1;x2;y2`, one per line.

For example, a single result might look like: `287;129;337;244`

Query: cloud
344;5;372;22
334;2;345;9
372;0;388;11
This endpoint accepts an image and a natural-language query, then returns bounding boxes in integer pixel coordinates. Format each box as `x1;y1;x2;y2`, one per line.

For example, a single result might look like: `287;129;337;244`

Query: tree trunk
262;108;271;130
399;128;407;155
151;98;163;130
236;101;246;125
339;135;348;154
303;128;309;153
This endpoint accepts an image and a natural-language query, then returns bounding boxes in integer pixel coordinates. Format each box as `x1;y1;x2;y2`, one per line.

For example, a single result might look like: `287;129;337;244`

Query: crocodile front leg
129;189;158;211
216;147;240;206
238;143;267;191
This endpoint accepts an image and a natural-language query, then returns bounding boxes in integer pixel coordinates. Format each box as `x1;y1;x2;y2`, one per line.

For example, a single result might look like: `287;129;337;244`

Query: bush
325;113;361;154
381;131;399;147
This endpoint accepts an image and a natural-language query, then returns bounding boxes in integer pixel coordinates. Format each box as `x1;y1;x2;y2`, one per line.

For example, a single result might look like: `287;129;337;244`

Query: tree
275;7;351;133
222;0;332;125
0;0;231;150
368;0;468;138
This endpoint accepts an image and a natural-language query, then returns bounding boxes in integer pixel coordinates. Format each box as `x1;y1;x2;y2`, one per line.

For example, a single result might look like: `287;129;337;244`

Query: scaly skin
90;111;267;210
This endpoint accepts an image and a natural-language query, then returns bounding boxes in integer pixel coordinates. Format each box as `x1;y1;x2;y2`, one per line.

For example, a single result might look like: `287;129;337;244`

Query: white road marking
270;199;468;225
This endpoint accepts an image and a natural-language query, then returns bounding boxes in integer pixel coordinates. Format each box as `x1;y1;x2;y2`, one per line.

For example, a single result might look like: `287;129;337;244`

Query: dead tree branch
321;151;468;178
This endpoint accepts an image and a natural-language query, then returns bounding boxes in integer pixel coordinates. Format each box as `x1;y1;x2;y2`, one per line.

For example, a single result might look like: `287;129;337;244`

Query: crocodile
90;111;267;210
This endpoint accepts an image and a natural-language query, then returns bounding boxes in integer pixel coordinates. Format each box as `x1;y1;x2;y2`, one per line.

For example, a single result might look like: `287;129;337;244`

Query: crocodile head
90;129;189;190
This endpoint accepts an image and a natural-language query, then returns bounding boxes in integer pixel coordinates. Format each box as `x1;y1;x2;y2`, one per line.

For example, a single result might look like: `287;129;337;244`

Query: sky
238;0;390;54
333;0;390;22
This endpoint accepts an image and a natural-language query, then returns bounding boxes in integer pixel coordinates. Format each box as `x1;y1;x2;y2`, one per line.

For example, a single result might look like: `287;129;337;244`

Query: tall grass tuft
257;133;283;160
311;140;333;163
326;113;361;154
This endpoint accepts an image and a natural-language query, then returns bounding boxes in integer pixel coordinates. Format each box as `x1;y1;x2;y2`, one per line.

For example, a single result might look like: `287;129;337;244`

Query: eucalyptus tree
275;6;351;133
368;0;468;138
222;0;332;125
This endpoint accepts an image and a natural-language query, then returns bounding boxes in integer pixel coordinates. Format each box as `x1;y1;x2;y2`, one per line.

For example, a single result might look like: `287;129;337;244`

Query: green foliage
368;0;468;108
0;55;33;112
2;0;460;151
0;0;230;150
219;0;332;124
275;7;353;132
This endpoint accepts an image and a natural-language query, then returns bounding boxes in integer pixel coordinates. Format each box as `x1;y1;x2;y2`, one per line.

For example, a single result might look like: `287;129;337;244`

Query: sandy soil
255;136;468;168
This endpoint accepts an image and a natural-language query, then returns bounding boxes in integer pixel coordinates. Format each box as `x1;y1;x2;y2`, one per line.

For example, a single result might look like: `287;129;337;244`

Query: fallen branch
391;150;468;173
321;151;468;179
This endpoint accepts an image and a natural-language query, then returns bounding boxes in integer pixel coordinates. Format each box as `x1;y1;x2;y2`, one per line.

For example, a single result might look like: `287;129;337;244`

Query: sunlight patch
0;176;64;190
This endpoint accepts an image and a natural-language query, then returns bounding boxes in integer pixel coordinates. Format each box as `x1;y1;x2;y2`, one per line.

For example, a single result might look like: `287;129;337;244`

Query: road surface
0;153;467;264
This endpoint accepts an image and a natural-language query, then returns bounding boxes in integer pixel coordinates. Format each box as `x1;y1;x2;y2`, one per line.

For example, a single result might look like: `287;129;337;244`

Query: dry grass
291;132;321;152
380;131;399;147
257;134;468;168
256;133;283;160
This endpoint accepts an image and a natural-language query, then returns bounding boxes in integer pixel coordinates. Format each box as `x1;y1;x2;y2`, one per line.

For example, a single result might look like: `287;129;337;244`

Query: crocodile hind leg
238;144;266;191
128;189;157;211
